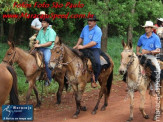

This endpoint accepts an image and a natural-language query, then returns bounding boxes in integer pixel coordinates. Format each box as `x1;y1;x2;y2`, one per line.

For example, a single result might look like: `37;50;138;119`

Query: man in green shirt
34;18;56;86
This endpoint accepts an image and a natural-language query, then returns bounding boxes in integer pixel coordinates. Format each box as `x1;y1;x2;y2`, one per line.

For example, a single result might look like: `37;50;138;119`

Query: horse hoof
126;117;133;122
72;115;78;119
91;111;96;115
56;101;61;105
80;106;87;111
144;114;149;119
101;106;106;111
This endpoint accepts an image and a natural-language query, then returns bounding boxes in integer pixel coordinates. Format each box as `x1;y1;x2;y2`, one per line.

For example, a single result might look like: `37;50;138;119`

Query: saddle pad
100;56;108;65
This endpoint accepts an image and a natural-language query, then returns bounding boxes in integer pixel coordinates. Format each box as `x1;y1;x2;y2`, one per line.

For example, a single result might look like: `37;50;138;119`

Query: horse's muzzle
119;70;125;75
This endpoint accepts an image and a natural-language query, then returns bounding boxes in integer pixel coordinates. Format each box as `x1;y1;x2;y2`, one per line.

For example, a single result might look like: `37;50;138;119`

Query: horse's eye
56;51;60;54
8;53;12;55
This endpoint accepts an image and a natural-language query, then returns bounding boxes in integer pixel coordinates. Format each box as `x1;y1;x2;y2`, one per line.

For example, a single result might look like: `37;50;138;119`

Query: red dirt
24;81;162;122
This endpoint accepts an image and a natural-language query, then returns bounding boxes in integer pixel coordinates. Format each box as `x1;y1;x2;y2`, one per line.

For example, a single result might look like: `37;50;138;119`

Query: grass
0;36;139;96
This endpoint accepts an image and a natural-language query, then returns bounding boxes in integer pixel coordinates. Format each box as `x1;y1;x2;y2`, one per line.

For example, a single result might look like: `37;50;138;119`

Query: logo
2;105;33;121
89;34;93;39
150;44;154;48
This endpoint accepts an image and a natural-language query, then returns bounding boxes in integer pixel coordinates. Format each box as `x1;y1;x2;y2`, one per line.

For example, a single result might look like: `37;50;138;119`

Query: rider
153;18;163;34
73;15;102;88
34;18;56;86
136;20;161;96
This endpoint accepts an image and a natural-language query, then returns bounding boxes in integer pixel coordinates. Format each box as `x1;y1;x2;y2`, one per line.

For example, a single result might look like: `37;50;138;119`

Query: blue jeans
79;48;101;82
39;48;52;82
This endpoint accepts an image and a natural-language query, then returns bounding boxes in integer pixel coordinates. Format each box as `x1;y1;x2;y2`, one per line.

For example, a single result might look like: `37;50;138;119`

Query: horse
2;41;67;107
0;63;19;117
48;38;114;118
119;40;163;121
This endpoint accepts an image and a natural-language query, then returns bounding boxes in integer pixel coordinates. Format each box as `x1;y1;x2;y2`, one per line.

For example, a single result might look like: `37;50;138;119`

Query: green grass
0;36;139;96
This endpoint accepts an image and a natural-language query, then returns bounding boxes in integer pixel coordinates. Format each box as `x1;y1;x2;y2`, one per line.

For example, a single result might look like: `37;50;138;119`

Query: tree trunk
101;24;108;52
127;0;136;43
8;24;15;42
0;19;4;37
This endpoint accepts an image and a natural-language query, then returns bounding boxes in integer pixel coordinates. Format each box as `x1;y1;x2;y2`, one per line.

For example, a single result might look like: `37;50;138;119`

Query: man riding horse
136;21;161;96
73;15;109;88
34;18;56;86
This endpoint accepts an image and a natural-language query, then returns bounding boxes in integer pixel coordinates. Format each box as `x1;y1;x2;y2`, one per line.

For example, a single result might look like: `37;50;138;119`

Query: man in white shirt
31;11;46;32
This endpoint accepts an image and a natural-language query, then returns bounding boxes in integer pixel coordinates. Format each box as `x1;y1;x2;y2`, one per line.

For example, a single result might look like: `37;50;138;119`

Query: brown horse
119;40;163;121
0;63;19;117
2;41;67;107
48;39;114;118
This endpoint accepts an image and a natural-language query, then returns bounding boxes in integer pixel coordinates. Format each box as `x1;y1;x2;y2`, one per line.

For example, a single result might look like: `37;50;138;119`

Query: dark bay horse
2;41;67;107
119;40;163;121
0;63;19;117
48;39;114;118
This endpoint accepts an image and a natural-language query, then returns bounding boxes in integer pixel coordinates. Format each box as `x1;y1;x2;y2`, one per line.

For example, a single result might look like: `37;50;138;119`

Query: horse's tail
7;66;19;105
106;70;113;96
64;76;68;91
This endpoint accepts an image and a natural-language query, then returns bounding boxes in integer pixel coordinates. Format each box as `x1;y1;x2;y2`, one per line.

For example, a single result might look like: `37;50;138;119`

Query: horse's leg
101;87;108;111
33;85;41;108
127;90;134;122
139;89;149;119
72;81;86;119
92;87;103;115
26;80;34;104
56;77;64;104
160;79;163;113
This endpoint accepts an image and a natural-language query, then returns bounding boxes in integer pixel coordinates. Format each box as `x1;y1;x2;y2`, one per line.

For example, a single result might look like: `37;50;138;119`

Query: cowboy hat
142;21;155;28
157;18;163;22
40;11;46;15
87;15;99;21
40;18;53;25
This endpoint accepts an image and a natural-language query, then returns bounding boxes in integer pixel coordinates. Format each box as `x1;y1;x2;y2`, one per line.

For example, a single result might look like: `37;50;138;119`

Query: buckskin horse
119;40;163;121
48;38;114;118
2;41;67;107
0;63;19;117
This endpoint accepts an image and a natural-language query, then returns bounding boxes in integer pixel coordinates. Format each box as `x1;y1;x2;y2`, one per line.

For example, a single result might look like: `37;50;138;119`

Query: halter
51;45;76;67
120;49;135;70
2;50;16;66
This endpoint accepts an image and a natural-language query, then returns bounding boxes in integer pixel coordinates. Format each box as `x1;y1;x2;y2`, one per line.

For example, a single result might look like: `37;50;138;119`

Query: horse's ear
121;40;126;48
128;40;132;49
8;41;15;48
55;36;62;45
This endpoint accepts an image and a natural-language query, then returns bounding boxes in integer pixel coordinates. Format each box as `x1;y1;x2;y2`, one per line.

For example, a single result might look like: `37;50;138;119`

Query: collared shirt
36;27;56;49
137;32;161;51
80;25;102;48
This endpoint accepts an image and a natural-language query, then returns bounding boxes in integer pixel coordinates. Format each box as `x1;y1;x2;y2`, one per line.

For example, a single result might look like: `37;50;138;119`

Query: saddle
71;49;110;72
29;49;44;68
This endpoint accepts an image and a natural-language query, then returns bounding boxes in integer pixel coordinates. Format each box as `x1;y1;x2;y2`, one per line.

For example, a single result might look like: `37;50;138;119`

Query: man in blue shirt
137;21;161;55
34;18;56;86
136;21;161;96
73;15;102;88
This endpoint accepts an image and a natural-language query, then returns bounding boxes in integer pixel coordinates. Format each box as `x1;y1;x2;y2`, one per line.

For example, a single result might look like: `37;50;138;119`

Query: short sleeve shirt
36;27;56;49
80;25;102;48
31;18;42;29
137;32;161;51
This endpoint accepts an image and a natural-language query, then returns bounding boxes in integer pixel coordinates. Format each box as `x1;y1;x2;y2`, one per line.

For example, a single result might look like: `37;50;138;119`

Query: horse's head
48;36;64;70
119;40;135;75
3;41;17;65
156;27;163;38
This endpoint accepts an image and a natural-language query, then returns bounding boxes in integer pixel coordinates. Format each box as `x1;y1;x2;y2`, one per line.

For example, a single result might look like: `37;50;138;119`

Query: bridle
120;49;135;70
50;45;77;67
2;50;16;66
